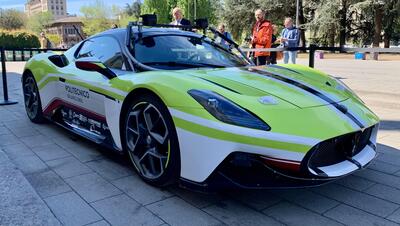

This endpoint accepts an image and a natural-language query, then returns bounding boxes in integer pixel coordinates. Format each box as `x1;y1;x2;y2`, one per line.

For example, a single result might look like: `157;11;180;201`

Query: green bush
0;30;40;49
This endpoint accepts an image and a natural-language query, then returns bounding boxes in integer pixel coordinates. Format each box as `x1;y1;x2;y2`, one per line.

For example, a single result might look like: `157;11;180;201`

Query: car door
57;35;129;142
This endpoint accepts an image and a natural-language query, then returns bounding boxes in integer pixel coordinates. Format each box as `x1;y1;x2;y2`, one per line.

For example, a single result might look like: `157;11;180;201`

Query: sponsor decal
65;84;89;103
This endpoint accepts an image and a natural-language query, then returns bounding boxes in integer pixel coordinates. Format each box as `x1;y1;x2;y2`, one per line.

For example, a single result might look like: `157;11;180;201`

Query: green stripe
173;116;311;153
38;77;125;101
38;77;58;90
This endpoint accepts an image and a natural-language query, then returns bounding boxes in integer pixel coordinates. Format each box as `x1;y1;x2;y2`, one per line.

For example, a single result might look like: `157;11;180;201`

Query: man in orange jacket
251;9;273;65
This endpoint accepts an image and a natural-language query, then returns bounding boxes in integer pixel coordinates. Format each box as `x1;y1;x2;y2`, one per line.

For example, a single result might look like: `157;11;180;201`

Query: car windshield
132;35;250;70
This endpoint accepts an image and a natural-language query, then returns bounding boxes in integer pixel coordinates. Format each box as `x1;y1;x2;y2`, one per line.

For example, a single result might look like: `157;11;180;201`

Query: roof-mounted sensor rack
126;14;252;65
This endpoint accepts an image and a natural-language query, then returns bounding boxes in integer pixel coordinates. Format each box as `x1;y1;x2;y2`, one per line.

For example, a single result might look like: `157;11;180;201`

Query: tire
122;93;180;187
22;72;45;123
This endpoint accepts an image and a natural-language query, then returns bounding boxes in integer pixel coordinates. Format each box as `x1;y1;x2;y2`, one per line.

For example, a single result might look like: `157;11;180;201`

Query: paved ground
0;59;399;226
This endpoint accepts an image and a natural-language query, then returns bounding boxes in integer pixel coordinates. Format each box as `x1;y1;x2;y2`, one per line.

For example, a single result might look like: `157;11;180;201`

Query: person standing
251;9;272;66
270;24;280;64
40;32;51;49
170;7;191;26
216;23;233;49
280;17;299;64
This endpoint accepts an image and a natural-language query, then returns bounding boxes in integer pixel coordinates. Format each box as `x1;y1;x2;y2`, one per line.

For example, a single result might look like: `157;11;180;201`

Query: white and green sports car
22;21;379;190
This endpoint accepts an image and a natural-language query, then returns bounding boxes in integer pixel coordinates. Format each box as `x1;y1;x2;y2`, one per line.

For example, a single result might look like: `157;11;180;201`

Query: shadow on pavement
379;120;400;131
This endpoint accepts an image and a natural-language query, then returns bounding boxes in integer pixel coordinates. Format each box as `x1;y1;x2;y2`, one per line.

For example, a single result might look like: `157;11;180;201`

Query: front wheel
122;94;180;187
22;72;44;123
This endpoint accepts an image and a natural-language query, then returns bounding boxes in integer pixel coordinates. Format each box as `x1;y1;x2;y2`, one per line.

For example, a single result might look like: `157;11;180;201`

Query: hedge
0;30;40;49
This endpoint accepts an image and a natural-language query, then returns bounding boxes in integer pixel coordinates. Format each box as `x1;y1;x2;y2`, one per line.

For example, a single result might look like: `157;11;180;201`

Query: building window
61;12;64;15
51;6;54;9
56;6;58;10
61;6;63;10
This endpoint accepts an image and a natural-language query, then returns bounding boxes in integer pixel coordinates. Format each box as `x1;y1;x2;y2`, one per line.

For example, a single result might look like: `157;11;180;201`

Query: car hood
186;65;350;108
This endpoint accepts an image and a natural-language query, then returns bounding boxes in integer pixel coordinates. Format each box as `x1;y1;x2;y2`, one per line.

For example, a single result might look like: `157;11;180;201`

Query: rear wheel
22;73;44;123
123;94;180;187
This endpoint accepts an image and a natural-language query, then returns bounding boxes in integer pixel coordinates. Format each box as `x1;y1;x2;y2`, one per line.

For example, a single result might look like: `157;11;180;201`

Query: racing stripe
37;73;127;100
169;108;321;148
247;68;366;129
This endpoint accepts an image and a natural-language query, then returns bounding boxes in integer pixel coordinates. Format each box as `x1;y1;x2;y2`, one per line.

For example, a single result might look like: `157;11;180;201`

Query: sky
0;0;134;15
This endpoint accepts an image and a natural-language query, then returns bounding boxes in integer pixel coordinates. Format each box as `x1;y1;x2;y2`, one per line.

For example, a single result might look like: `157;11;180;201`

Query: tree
125;0;142;19
26;12;53;34
80;0;114;35
141;0;172;23
382;0;400;47
0;8;25;30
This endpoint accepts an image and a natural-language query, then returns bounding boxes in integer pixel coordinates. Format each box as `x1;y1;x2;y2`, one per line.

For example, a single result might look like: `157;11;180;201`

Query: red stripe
260;156;301;172
43;98;106;122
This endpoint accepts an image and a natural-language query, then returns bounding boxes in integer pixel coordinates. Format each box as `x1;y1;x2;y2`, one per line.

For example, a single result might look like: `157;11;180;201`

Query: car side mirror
75;57;117;79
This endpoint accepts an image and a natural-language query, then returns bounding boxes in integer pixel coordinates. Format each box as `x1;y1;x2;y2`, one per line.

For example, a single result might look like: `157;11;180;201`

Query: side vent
48;54;69;68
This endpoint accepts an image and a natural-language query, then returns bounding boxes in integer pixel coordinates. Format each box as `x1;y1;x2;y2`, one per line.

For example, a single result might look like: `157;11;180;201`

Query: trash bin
355;52;366;60
315;51;324;59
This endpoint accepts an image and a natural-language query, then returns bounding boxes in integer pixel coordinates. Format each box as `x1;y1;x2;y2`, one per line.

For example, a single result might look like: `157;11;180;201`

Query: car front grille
307;126;374;170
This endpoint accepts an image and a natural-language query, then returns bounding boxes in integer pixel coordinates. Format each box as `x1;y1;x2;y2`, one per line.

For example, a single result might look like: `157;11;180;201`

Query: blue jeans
283;51;297;64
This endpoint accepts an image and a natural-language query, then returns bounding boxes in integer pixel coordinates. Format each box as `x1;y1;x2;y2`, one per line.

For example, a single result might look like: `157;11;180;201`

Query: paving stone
356;168;400;189
273;189;339;214
8;126;40;138
311;183;399;217
65;173;122;203
35;124;72;139
86;220;111;226
2;119;33;129
45;191;102;226
376;153;400;167
324;204;397;226
0;150;61;226
364;184;400;205
64;145;103;163
334;175;376;191
0;126;10;135
46;156;92;179
91;194;163;226
368;160;400;174
387;208;400;224
20;134;54;148
26;170;71;198
52;136;82;149
12;154;48;175
147;196;222;226
2;143;35;159
112;175;172;205
170;186;224;209
204;199;283;226
229;190;282;211
86;158;132;180
32;144;71;161
0;134;20;147
263;202;342;226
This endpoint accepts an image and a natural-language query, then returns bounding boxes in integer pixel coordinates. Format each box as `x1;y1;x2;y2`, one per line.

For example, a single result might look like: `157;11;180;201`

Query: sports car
22;19;379;190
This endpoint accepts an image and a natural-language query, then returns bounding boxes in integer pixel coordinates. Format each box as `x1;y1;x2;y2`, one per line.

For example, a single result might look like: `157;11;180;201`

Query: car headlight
188;89;270;131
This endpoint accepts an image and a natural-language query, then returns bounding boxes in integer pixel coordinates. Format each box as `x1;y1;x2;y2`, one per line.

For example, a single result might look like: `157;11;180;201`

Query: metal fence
1;45;400;106
0;47;68;105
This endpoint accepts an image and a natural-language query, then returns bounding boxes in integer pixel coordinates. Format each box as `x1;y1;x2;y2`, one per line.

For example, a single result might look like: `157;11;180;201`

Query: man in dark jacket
171;7;191;26
251;9;272;66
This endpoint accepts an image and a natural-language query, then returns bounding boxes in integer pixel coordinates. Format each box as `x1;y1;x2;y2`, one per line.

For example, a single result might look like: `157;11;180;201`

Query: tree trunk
339;0;347;49
373;6;383;47
384;33;390;48
298;0;307;50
